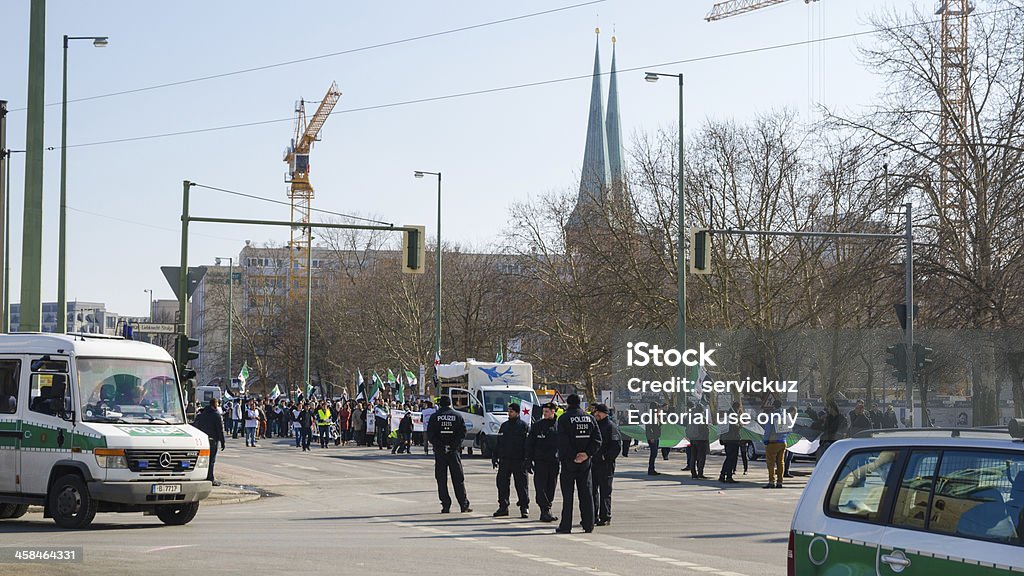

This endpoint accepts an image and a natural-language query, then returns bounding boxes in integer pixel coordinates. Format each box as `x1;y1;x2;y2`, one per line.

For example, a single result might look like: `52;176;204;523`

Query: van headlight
196;449;210;469
94;448;128;469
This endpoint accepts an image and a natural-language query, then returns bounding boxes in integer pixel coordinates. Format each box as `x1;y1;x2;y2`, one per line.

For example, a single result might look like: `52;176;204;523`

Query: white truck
0;334;212;528
436;360;539;458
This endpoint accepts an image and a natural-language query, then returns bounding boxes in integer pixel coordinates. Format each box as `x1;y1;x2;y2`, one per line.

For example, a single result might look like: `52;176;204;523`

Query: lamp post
3;148;24;333
58;34;108;334
143;288;153;322
414;170;442;375
215;257;234;390
644;71;686;384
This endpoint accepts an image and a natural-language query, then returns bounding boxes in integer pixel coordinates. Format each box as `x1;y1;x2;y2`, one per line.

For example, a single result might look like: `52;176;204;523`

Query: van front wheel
155;502;199;526
50;474;97;529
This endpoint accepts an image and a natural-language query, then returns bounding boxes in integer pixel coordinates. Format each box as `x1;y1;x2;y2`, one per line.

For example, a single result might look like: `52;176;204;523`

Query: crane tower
283;81;342;301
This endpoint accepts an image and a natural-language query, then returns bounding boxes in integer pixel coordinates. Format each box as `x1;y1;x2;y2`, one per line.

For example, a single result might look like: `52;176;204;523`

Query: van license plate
152;484;181;494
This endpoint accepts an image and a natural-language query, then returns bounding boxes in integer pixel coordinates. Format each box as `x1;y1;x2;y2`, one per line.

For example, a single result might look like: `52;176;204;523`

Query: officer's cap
438;396;452;407
566;394;581;407
593;403;609;414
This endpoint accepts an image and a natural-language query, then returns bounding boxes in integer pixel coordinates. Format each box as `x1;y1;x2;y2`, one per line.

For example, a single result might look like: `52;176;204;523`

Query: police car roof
0;333;173;362
832;428;1023;452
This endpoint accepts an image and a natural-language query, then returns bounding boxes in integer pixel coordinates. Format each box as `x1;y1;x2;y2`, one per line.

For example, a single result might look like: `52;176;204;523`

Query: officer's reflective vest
317;409;332;426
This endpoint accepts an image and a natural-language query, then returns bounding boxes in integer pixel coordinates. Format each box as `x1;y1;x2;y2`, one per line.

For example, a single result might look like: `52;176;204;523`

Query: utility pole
904;203;915;424
20;0;46;333
0;100;7;334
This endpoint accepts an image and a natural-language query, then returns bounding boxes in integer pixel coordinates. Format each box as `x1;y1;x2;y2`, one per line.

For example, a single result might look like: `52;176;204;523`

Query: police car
788;420;1024;575
0;334;212;529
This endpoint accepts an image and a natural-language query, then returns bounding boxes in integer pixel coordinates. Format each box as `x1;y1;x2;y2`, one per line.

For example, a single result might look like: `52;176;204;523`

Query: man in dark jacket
526;403;560;522
718;402;742;484
848;400;873;437
427;396;472;513
298;402;314;452
191;398;226;486
393;410;414;454
591;404;621;526
493;403;530;518
880;404;899;429
646;402;663;476
555;394;602;534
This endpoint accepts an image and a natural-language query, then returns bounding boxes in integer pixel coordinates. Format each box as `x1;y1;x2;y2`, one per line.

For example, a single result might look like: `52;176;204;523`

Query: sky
0;0;917;316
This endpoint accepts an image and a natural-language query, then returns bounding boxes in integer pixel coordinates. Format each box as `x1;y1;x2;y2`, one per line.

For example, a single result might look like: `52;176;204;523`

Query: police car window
891;450;940;529
0;360;20;414
929;450;1023;546
29;373;70;417
827;450;899;522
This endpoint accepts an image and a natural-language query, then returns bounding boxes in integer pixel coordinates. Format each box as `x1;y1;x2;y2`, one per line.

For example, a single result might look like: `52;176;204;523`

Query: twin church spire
569;29;626;229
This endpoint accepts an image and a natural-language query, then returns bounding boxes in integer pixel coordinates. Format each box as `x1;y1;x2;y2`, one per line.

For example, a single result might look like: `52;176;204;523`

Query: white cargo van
437;360;538;457
0;334;212;528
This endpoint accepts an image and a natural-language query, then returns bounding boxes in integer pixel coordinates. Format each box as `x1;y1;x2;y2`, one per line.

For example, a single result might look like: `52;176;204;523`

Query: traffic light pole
700;211;914;413
903;202;915;424
177;180;421;391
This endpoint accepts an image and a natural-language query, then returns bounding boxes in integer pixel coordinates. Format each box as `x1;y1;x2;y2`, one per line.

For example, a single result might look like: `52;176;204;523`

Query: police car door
0;356;24;494
877;449;1024;575
20;357;74;496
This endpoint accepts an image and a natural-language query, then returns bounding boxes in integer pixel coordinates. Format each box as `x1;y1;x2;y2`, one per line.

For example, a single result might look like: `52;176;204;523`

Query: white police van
0;334;212;528
789;421;1024;575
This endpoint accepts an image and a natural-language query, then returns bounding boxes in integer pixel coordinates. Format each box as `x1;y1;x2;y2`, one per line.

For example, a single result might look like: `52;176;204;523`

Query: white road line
689;567;721;573
144;545;195;553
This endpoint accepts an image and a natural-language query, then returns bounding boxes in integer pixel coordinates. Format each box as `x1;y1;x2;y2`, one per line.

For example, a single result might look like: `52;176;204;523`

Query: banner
520;400;533;426
389;410;426;433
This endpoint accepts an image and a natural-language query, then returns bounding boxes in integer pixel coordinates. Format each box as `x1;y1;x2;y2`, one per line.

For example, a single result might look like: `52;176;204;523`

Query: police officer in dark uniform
526;402;560;522
591;403;621;526
492;403;530;518
555;394;601;534
426;396;472;513
191;397;226;486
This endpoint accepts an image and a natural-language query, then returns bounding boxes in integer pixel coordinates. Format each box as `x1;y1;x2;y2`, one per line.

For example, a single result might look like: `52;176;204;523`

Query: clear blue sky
1;0;908;316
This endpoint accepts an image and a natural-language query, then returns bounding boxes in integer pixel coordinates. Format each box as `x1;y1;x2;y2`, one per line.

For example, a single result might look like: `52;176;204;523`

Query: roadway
0;435;813;576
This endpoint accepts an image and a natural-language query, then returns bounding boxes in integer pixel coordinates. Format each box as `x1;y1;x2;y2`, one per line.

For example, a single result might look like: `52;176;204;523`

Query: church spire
569;28;611;228
606;35;625;202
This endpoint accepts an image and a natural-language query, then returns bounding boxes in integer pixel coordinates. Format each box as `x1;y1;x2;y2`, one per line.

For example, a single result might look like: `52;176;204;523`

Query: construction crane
705;0;817;21
283;81;342;302
936;0;973;217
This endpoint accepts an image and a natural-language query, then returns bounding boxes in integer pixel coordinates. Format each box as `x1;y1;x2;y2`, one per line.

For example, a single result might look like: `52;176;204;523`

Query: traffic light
914;344;934;371
402;225;426;274
689;228;711;274
175;334;199;383
885;344;908;382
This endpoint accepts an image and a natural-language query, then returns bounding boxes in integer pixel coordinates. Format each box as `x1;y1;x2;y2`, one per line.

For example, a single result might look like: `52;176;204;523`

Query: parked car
788;421;1024;575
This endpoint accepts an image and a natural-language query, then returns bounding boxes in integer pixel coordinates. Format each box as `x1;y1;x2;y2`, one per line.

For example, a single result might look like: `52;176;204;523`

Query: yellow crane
705;0;817;21
283;81;342;301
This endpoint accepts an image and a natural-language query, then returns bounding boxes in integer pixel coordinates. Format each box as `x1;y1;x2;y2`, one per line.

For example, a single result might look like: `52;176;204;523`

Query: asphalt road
0;435;814;576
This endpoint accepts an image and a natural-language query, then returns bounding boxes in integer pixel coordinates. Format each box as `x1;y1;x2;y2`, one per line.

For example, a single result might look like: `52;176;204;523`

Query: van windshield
77;358;185;424
482;390;539;414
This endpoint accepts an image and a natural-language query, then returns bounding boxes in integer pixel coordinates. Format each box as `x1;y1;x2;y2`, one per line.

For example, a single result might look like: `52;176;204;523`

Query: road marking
689;567;720;572
144;545;195;553
363;493;416;504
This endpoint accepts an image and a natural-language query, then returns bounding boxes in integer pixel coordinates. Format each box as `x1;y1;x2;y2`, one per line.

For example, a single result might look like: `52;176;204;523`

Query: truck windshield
77;358;185;424
482;390;539;414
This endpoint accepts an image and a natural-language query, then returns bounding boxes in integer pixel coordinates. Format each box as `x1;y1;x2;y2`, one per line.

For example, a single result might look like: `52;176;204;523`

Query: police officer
492;403;530;518
591;403;620;527
426;396;472;513
555;394;601;534
526;402;560;522
191;398;226;486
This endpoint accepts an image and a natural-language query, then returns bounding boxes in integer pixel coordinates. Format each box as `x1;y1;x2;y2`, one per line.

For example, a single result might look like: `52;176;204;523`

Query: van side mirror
60;397;74;422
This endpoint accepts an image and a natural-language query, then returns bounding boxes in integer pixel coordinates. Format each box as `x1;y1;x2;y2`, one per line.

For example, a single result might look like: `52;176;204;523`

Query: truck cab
437;360;539;457
0;334;211;528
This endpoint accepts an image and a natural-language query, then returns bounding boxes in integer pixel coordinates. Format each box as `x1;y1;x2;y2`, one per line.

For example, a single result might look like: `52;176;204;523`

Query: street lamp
143;289;153;320
215;257;234;390
1;147;23;333
58;34;109;334
645;71;686;384
414;170;442;382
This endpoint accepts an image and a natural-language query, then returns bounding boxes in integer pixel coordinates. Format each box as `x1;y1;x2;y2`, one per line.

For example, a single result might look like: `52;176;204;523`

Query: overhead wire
59;5;1019;151
191;183;393;226
6;0;606;113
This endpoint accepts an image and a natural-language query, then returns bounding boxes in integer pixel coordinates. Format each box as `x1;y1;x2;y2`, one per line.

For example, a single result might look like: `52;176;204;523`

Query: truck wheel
155;502;200;526
477;435;492;459
0;503;14;518
49;474;97;529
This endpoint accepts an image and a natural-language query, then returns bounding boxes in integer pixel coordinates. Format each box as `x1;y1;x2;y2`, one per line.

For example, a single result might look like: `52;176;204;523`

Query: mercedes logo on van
158;452;173;469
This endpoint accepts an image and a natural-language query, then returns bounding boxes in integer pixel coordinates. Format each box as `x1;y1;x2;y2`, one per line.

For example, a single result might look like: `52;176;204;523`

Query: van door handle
881;551;912;572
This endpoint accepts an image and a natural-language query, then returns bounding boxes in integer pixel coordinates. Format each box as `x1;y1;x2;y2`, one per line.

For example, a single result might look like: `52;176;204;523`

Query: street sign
135;323;177;334
161;266;208;300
